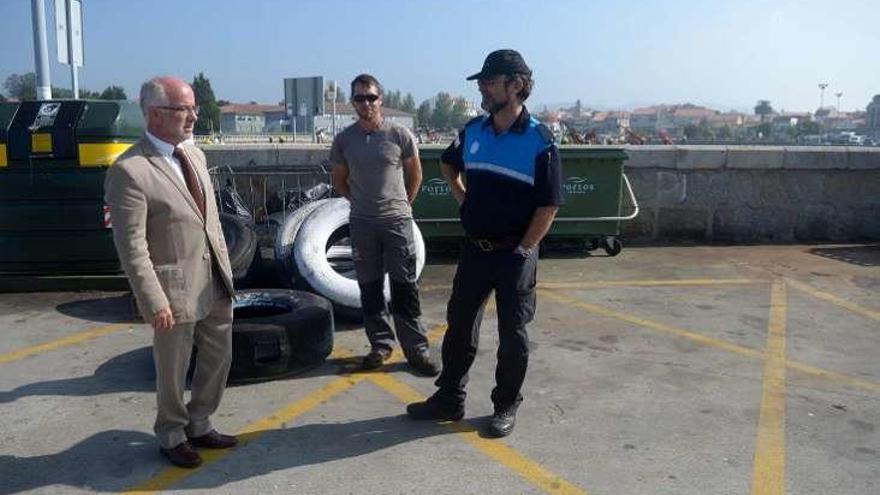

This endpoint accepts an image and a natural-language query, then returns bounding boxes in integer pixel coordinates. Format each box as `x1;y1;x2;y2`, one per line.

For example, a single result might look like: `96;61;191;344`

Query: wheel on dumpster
228;289;334;384
603;236;623;256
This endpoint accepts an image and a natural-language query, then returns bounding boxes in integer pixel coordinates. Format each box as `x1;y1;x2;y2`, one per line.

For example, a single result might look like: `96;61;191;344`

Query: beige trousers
152;275;233;449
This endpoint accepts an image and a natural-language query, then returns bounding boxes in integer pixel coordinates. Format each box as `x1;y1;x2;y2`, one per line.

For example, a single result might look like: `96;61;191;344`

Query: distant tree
217;99;231;107
191;72;220;134
416;100;432;127
796;120;822;136
717;125;733;140
401;93;416;114
754;100;774;123
4;73;37;100
98;85;127;100
432;92;454;128
384;89;402;110
755;122;773;140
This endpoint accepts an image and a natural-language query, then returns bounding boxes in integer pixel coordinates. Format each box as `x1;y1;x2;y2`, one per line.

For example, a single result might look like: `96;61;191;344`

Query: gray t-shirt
329;120;417;220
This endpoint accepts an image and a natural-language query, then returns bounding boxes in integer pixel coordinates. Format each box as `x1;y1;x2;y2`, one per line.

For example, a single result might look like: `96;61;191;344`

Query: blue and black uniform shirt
441;106;564;239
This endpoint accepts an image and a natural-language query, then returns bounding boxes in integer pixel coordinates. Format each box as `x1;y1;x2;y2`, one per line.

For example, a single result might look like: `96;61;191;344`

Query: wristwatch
513;245;533;258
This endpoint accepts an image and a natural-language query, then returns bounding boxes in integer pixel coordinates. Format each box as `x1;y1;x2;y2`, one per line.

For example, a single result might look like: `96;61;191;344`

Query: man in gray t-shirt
329;74;438;377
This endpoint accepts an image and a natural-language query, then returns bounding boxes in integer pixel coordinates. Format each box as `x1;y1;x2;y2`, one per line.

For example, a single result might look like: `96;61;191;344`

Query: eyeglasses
156;105;200;115
352;94;380;103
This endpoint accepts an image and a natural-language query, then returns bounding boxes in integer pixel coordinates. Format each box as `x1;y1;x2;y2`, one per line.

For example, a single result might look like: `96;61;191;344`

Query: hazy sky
1;0;877;113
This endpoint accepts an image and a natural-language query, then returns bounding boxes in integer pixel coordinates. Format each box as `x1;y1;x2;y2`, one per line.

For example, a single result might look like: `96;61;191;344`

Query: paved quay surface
0;244;878;494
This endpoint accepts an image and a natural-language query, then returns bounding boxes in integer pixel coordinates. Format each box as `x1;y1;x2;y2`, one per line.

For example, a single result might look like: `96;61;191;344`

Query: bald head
140;76;191;115
141;76;197;145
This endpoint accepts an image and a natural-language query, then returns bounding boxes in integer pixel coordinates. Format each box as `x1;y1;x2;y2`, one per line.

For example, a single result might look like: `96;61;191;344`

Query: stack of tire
228;289;334;384
275;198;426;320
218;200;336;384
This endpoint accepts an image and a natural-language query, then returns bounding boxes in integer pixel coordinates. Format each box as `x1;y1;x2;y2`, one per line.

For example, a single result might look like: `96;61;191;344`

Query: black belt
466;235;521;252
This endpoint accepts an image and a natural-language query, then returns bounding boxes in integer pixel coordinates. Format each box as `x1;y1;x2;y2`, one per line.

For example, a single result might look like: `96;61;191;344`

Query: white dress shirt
145;131;188;184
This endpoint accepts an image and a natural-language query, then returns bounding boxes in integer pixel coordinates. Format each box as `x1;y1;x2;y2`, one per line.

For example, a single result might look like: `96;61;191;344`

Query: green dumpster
0;100;144;274
413;145;637;255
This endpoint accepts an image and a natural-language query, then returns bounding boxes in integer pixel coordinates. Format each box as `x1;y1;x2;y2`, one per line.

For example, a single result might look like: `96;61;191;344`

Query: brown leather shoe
160;442;202;468
188;430;238;449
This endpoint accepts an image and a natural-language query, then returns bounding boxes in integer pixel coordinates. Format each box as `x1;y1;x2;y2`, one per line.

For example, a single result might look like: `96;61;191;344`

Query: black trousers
435;243;538;411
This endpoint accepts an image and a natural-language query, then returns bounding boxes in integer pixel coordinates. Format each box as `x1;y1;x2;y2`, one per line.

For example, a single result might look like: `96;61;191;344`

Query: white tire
294;198;426;310
274;199;331;287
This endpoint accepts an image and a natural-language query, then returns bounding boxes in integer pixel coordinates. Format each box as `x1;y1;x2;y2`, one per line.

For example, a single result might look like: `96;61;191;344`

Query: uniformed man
406;50;563;437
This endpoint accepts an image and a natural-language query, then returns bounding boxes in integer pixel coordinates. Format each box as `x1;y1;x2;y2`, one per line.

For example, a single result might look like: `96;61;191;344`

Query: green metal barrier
413;146;638;255
0;100;143;274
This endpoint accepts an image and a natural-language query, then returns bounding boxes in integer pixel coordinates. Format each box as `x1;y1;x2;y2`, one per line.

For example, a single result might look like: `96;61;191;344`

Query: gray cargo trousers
349;216;429;360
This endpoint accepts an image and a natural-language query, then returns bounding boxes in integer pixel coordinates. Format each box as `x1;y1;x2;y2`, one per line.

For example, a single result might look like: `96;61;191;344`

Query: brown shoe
188;430;238;449
160;442;202;468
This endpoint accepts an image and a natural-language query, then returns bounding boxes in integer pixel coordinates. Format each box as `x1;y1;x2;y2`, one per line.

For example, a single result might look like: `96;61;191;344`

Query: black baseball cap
466;49;532;81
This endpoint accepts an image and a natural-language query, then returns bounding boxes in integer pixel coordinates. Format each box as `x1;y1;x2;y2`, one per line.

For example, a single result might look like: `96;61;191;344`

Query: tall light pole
31;0;52;99
818;82;829;109
834;92;843;113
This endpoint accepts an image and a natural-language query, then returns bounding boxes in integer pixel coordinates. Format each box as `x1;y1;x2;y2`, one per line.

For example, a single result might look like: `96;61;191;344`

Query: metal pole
66;0;79;99
31;0;52;99
332;80;337;138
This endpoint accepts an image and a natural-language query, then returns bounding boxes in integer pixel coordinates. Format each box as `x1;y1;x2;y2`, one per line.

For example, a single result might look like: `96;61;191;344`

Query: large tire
229;289;334;384
293;198;426;317
274;199;331;288
220;213;258;282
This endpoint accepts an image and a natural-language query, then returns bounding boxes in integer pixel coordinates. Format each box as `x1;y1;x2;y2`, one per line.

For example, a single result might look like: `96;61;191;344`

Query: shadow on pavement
0;416;469;493
55;294;136;324
809;245;880;267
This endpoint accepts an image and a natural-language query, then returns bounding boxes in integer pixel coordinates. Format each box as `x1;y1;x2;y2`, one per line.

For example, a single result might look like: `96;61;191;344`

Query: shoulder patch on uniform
536;123;555;143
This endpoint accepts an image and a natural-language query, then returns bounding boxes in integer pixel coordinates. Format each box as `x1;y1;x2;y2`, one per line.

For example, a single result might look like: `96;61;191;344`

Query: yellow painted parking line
540;289;880;394
369;372;590;495
423;278;757;292
0;323;131;365
540;289;761;359
786;278;880;322
540;278;756;289
123;348;366;494
752;280;787;495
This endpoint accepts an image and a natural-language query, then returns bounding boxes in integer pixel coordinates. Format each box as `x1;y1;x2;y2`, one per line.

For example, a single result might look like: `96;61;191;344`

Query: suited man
104;76;237;468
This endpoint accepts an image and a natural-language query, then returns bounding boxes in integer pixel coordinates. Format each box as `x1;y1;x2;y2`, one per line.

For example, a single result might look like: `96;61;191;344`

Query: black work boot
487;404;519;438
361;348;391;370
406;394;464;421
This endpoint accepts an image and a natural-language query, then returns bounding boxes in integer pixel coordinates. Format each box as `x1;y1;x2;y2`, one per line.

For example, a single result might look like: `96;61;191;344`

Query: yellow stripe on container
0;143;6;167
78;142;133;167
32;133;52;153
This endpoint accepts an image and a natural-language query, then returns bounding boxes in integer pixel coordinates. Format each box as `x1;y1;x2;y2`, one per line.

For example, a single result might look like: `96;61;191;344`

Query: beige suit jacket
104;137;234;323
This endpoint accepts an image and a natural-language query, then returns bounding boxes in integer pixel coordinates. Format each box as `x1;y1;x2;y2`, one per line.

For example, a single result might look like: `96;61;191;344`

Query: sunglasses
352;94;380;103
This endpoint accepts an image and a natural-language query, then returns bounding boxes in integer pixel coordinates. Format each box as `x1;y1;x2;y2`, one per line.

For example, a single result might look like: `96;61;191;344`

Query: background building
219;103;284;134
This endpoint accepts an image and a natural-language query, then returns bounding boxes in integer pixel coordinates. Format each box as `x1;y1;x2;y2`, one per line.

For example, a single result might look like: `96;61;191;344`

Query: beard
481;94;509;114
